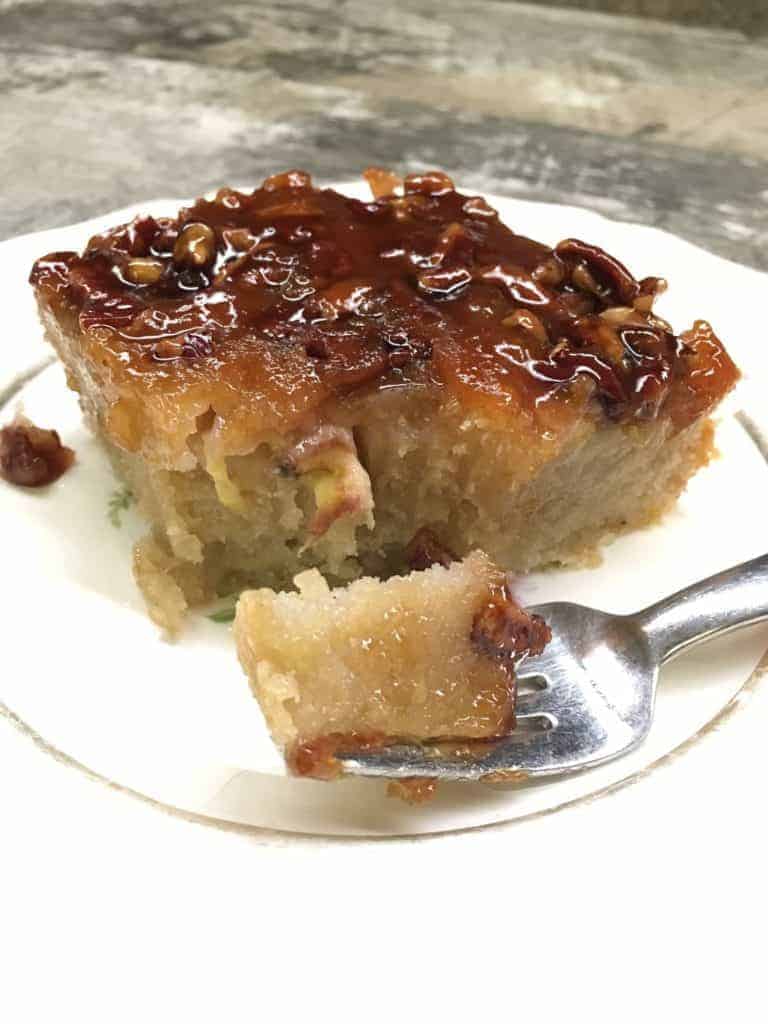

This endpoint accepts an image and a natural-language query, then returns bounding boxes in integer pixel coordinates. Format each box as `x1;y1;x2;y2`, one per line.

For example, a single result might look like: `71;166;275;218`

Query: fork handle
636;553;768;663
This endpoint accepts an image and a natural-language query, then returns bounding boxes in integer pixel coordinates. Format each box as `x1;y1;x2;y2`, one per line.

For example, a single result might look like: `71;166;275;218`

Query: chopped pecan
478;264;556;310
405;527;456;571
126;216;161;257
151;338;185;361
256;200;325;219
502;309;548;344
223;228;258;252
417;265;472;298
363;166;403;199
0;415;75;487
288;732;386;780
181;330;215;359
262;169;312;192
403;170;455;196
532;255;566;287
599;305;638;326
430;222;474;266
214;187;243;209
148;219;178;257
572;315;626;364
462;196;498;219
125;257;164;285
173;222;216;269
556;238;640;306
634;275;668;312
472;580;551;665
304;279;377;320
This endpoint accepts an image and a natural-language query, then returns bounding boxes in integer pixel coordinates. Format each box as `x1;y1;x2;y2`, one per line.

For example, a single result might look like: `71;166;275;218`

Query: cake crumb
387;778;438;804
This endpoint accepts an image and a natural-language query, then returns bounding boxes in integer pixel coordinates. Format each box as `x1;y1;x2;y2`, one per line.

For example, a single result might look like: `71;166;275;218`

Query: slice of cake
29;169;739;631
233;550;550;782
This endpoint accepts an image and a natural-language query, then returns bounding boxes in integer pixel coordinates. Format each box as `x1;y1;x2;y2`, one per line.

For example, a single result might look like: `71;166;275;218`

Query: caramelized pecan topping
173;222;216;269
288;732;386;780
29;168;738;433
262;169;313;192
363;166;403;199
555;238;640;306
0;416;75;488
405;527;457;571
125;257;164;285
471;579;551;666
403;170;455;196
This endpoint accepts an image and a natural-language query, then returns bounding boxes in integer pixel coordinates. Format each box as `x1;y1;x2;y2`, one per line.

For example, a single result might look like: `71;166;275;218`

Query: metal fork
337;554;768;782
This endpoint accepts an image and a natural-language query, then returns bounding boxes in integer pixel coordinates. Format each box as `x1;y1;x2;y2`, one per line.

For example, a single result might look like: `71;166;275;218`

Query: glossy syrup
30;170;739;430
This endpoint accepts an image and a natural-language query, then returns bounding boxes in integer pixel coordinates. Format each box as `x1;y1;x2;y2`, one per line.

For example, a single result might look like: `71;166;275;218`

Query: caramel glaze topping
471;577;551;667
288;731;387;781
0;417;75;487
405;526;457;571
30;168;739;443
290;731;438;802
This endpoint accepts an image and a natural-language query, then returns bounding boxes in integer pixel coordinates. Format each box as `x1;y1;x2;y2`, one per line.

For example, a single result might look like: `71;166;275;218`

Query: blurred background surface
1;1;766;266
528;0;768;34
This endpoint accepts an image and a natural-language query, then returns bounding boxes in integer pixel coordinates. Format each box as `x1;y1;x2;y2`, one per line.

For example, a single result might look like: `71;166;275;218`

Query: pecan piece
125;257;164;285
120;215;160;257
472;580;551;666
363;166;403;199
634;275;668;312
478;264;556;310
151;338;184;361
417;265;472;298
405;527;456;571
462;196;498;220
214;187;243;210
404;170;455;196
430;222;474;266
556;238;640;306
261;169;313;192
0;415;75;488
173;222;216;269
532;255;566;287
502;308;549;344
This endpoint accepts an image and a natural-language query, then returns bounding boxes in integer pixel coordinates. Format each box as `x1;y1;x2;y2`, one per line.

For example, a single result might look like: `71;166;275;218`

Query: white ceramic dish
2;184;767;838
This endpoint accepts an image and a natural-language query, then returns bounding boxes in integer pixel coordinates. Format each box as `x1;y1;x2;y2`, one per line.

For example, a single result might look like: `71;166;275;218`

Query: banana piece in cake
29;169;739;631
234;550;550;782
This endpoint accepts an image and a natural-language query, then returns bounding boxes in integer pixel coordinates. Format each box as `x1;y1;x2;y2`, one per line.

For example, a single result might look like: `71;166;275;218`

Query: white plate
2;185;767;838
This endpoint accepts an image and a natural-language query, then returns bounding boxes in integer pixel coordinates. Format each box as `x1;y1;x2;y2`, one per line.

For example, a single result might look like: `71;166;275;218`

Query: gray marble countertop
2;0;767;268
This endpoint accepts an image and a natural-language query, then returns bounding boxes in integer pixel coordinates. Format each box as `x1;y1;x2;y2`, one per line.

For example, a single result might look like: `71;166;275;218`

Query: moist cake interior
234;551;550;781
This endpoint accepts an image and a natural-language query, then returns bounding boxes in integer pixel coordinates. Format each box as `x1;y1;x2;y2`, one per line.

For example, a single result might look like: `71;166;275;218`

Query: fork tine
336;728;563;781
515;644;567;679
514;689;555;715
338;599;653;782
